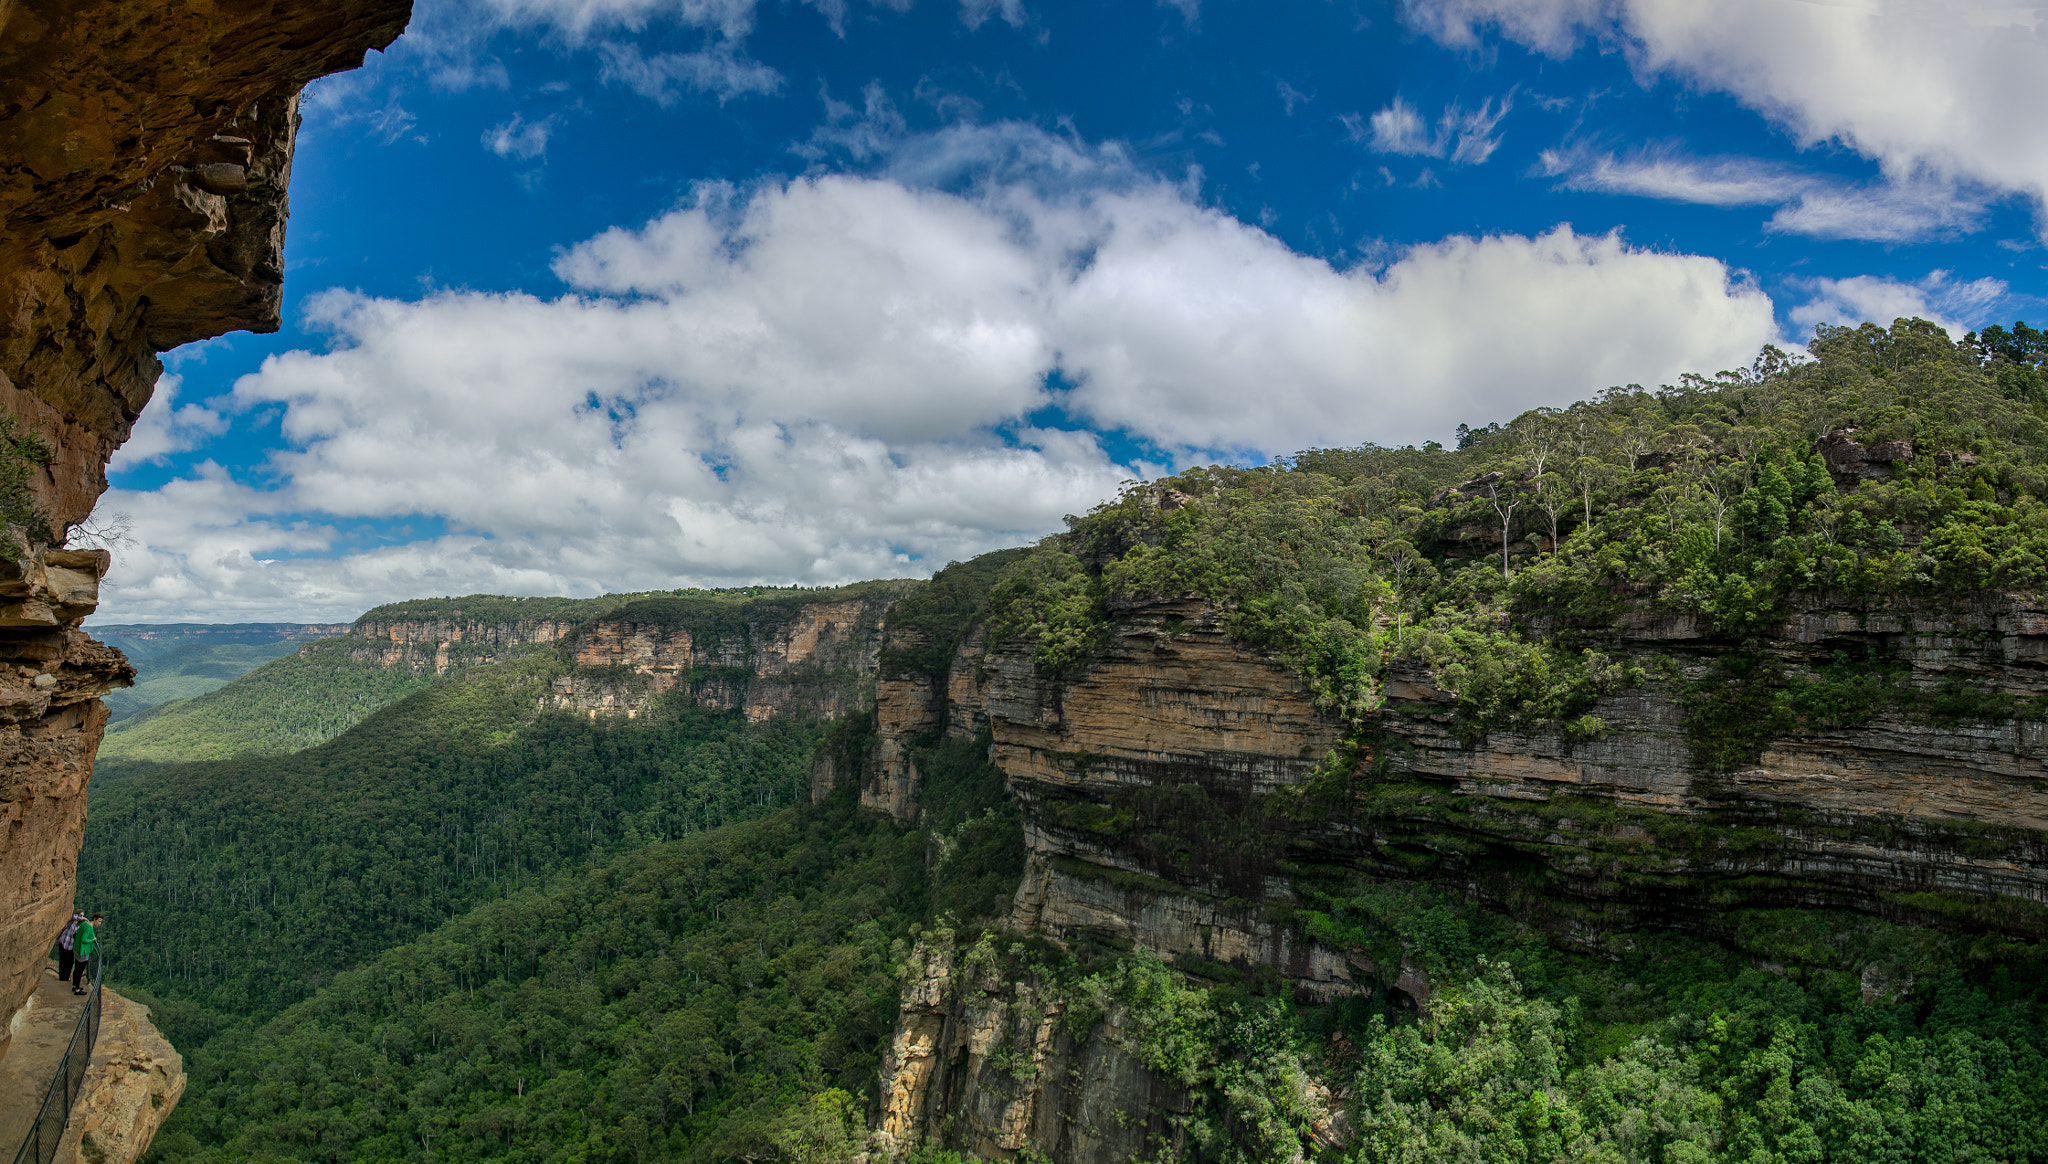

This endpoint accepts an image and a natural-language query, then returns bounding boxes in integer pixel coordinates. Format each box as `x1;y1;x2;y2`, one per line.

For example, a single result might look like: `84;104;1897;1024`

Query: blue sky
97;0;2048;621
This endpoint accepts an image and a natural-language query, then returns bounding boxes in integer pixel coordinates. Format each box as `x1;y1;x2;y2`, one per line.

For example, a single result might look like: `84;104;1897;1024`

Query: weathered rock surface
876;935;1196;1163
0;0;413;1127
52;987;185;1164
874;587;2048;1159
353;613;582;675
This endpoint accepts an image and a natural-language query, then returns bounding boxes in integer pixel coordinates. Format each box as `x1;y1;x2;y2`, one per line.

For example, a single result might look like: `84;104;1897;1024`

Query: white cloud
465;0;761;41
959;0;1027;30
1766;170;1992;243
1540;146;1994;241
482;113;557;159
596;41;782;104
1540;146;1803;207
1360;95;1513;164
1790;270;2011;339
107;123;1779;621
1405;0;2048;219
108;375;228;471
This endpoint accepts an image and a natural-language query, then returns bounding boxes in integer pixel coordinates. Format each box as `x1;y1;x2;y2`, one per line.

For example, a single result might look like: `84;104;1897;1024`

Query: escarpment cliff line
0;0;413;1077
546;586;912;721
972;590;2048;987
871;588;2048;1161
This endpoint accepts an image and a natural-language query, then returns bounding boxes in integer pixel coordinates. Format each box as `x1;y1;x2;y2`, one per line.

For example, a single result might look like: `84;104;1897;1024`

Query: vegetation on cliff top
989;318;2048;755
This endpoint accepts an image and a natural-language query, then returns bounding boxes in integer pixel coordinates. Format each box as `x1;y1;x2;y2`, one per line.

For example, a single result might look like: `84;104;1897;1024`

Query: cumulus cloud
1356;94;1513;164
107;375;228;471
1539;146;1995;241
1790;270;2012;339
1405;0;2048;219
103;123;1779;621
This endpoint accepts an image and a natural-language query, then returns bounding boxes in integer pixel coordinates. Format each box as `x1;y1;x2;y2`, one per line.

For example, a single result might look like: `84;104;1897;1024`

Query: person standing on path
52;910;83;984
69;913;98;994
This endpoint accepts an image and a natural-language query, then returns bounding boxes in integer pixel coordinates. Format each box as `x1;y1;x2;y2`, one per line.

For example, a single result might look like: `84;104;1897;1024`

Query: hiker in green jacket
70;913;99;994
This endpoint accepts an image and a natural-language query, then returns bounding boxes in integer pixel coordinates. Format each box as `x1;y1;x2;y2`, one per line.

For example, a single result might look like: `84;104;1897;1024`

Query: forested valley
87;318;2048;1163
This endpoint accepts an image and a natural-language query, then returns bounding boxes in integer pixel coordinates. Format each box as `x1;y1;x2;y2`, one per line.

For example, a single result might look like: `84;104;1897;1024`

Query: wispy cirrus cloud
596;40;782;104
1539;144;1997;242
1405;0;2048;228
1351;94;1513;165
482;112;559;158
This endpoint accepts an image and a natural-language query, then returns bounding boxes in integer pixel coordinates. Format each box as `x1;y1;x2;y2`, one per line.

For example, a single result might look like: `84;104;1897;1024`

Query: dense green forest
143;734;1020;1164
102;321;2048;1161
82;657;832;1036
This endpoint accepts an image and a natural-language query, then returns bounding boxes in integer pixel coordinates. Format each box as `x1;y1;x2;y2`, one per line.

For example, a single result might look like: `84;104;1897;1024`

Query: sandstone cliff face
874;590;2048;1160
865;623;997;821
0;0;413;1150
876;934;1196;1163
543;589;909;722
351;614;582;675
52;987;185;1164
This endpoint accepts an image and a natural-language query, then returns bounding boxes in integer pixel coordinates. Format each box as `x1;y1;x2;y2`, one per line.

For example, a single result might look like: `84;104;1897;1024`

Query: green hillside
92;625;347;725
94;637;444;771
80;654;842;1030
97;582;921;774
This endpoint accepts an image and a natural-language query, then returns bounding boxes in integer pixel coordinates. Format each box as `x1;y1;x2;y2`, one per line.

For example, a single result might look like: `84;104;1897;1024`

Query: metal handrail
9;956;104;1164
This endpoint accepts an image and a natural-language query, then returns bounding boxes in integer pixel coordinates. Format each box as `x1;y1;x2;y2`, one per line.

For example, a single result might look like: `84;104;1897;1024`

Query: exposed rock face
543;589;909;722
876;934;1196;1163
876;589;2048;1160
351;614;582;675
53;987;185;1164
0;0;414;1138
0;0;411;530
0;549;134;1049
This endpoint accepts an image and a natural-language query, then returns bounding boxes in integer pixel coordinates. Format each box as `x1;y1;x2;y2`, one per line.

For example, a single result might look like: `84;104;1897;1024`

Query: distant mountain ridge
88;623;351;726
93;583;914;771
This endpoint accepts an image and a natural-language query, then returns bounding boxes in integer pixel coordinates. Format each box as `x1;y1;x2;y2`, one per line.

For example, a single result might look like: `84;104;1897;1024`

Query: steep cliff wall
0;0;413;1149
350;613;582;674
542;585;914;722
876;935;1197;1163
979;594;2048;972
873;588;2048;1160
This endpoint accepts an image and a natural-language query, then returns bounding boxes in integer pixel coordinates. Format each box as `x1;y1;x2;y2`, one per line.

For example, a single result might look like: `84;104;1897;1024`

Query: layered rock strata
351;614;583;675
0;1;413;1155
874;589;2048;1159
543;589;910;721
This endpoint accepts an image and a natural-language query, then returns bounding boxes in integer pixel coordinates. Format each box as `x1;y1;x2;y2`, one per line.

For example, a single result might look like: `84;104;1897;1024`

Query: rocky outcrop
976;591;2048;981
876;934;1196;1163
864;619;997;821
0;0;413;1100
52;987;185;1164
0;557;131;1049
